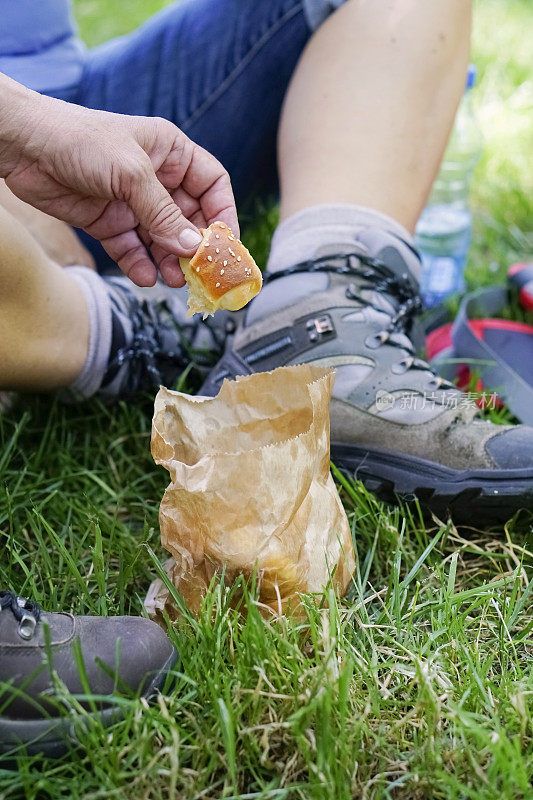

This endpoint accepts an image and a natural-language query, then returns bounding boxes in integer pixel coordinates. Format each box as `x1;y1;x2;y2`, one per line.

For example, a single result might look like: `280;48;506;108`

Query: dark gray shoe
0;591;177;758
201;247;533;523
65;276;227;402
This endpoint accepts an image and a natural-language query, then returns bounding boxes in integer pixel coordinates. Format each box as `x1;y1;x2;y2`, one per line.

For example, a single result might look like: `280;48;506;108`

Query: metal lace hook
16;596;37;640
18;612;37;640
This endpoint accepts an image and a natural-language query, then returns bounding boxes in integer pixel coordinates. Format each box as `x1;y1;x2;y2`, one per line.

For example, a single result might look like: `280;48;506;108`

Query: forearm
0;73;47;177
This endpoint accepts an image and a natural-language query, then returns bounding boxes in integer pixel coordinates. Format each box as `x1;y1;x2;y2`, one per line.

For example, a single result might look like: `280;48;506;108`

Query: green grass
1;0;533;797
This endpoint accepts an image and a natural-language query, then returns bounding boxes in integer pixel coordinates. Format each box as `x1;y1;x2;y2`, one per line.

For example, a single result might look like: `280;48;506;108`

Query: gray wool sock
266;204;419;276
247;204;420;325
63;266;113;401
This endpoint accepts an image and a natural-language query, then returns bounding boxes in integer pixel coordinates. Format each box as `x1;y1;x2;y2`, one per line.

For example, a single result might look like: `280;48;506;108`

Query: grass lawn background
1;0;532;797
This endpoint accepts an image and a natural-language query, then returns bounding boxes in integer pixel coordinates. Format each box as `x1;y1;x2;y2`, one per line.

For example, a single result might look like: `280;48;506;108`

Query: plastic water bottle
415;65;483;307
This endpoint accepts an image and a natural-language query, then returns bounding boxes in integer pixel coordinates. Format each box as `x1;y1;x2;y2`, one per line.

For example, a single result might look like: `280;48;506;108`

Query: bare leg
0;205;89;391
203;0;533;523
0;180;96;271
278;0;472;232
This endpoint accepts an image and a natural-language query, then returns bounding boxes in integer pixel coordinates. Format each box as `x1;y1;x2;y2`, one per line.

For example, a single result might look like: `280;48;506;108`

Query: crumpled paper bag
145;365;355;618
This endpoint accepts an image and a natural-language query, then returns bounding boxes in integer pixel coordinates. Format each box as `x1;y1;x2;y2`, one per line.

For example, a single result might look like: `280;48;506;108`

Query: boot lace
107;301;226;395
111;300;190;388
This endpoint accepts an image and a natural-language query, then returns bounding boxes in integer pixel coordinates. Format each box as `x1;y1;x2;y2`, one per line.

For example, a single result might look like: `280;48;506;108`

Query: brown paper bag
145;365;355;618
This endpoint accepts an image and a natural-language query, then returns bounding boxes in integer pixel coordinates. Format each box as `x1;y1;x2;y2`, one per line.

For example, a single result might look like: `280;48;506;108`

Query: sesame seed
216;248;220;253
196;266;200;272
237;256;241;262
220;269;225;275
215;234;220;239
204;242;209;246
228;235;234;241
215;282;220;287
207;255;212;262
228;248;235;257
223;260;228;267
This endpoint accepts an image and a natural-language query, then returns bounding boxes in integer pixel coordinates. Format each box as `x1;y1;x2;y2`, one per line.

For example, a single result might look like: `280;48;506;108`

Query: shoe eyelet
428;376;443;389
391;358;411;375
365;334;382;350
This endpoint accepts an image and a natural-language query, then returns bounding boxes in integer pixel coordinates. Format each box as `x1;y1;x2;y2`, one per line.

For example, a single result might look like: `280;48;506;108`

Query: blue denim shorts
63;0;344;204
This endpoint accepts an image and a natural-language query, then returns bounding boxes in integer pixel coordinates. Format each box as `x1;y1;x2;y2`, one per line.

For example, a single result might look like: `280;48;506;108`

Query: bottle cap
466;64;477;91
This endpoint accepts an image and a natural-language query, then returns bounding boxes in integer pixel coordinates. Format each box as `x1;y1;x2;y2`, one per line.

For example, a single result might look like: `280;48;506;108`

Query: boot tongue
331;228;421;349
310;226;421;301
312;240;414;346
310;240;400;314
352;227;422;288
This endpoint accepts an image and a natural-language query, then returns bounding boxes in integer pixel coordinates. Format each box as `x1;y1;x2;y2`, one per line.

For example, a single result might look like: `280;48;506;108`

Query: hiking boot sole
331;443;533;524
0;648;178;761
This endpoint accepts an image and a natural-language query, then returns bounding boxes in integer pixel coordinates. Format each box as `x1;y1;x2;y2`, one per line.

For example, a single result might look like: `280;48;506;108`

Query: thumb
126;160;202;256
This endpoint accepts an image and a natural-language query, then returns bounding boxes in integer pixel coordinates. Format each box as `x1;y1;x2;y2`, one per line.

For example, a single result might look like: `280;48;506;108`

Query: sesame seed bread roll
179;222;262;317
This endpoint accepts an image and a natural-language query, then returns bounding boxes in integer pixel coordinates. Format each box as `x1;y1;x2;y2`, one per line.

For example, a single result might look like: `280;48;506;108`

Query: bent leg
278;0;472;231
200;2;533;523
0;180;96;271
0;206;223;401
0;206;89;391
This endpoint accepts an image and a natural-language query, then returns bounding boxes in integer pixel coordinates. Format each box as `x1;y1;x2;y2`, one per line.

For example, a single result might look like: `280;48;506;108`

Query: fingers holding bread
179;221;262;317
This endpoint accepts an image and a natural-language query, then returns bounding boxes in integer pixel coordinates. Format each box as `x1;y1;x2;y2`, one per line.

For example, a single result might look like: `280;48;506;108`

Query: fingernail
179;229;203;249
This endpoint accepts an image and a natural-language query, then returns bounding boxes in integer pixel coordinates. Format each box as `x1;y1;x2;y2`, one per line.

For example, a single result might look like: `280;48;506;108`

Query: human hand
0;75;238;287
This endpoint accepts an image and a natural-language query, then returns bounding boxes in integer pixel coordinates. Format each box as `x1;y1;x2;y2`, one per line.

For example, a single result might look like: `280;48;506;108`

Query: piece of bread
179;222;262;317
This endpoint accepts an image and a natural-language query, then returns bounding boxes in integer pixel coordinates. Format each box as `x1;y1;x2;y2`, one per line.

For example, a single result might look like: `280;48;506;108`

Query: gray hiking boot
0;590;177;758
201;242;533;523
